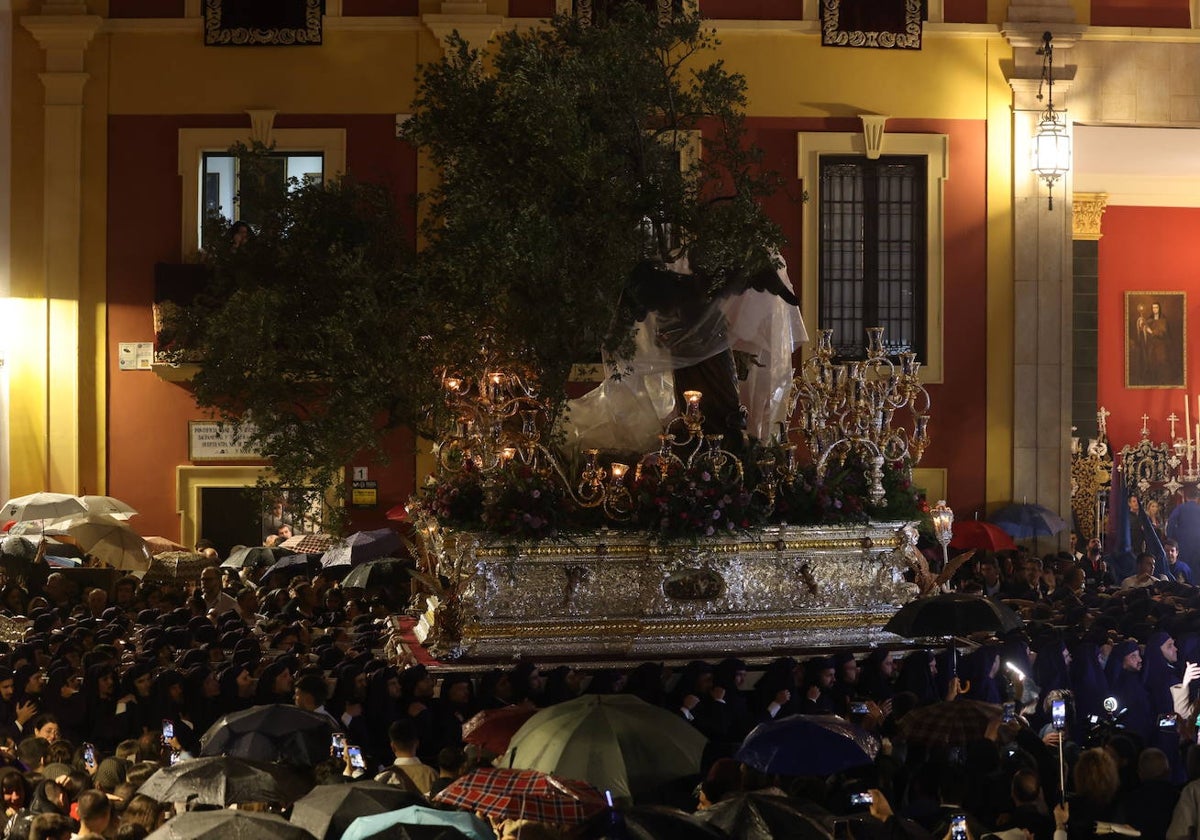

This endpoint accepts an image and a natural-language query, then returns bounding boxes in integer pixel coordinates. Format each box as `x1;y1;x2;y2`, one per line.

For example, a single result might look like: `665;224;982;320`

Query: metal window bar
818;155;926;361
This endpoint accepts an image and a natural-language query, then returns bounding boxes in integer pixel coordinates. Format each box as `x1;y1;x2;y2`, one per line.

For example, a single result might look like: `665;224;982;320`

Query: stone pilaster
21;8;101;494
1004;2;1081;536
423;2;503;52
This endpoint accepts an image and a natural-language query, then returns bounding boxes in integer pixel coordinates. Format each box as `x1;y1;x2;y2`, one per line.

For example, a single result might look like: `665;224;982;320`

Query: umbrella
289;782;425;840
433;767;606;826
734;714;877;777
614;806;726;840
77;494;138;519
200;704;336;766
146;809;313;840
137;756;313;806
502;694;707;800
0;492;85;523
897;699;1002;746
342;805;490;840
320;528;403;569
883;592;1023;638
144;536;189;556
340;558;410;590
223;545;294;570
144;551;213;584
260;553;320;582
281;533;336;554
989;502;1068;539
461;706;539;756
950;521;1017;552
696;792;833;840
46;513;151;571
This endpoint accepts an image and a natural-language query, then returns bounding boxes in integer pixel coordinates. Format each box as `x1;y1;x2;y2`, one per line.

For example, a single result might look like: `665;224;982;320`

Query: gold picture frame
1125;291;1186;389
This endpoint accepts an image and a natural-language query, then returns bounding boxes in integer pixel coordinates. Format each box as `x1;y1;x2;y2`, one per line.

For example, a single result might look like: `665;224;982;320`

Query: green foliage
402;6;785;413
164;143;437;532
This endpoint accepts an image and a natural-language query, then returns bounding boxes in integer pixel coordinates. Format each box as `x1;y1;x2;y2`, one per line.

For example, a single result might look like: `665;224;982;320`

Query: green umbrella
502;693;707;800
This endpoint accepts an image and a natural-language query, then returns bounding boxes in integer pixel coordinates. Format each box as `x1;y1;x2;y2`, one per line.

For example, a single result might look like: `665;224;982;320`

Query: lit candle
683;390;703;418
444;376;462;392
609;463;629;485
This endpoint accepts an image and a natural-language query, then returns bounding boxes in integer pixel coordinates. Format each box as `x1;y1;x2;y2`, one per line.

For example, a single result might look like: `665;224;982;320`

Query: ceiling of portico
1074;124;1200;207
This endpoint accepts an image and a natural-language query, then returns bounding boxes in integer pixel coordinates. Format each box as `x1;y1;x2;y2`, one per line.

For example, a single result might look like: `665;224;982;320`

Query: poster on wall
1125;291;1186;389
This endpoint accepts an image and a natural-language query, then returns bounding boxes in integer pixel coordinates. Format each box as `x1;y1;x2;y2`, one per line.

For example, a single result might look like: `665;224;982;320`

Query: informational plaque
188;421;264;462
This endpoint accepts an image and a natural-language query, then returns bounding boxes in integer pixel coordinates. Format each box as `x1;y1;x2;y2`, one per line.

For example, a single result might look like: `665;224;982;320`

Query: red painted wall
343;0;420;15
1097;206;1200;453
106;114;418;542
745;116;989;517
1091;0;1191;28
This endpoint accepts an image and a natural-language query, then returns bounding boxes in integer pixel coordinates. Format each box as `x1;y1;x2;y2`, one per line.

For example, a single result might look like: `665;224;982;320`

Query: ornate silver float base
416;522;919;661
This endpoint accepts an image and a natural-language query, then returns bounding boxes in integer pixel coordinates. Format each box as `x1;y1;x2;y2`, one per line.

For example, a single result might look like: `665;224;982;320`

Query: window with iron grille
818;155;927;361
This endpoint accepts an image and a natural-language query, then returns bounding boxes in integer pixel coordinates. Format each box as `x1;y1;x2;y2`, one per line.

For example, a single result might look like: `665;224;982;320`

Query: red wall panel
342;0;420;15
1091;0;1191;28
1097;206;1200;453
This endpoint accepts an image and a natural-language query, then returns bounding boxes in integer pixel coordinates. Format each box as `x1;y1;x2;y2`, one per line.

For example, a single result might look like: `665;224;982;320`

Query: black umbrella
290;782;425;840
883;592;1023;638
340;558;410;590
200;704;335;767
146;809;314;840
260;553;320;583
734;715;878;777
138;756;313;806
223;545;294;571
615;805;726;840
696;792;833;840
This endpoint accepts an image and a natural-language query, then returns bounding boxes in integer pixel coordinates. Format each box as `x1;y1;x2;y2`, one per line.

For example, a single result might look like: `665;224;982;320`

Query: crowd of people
0;526;1199;840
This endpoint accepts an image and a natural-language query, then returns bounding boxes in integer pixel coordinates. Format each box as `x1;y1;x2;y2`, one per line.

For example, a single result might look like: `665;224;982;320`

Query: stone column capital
21;15;102;73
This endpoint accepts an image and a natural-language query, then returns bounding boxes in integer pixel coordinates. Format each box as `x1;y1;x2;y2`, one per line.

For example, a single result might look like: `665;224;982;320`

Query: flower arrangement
412;447;927;542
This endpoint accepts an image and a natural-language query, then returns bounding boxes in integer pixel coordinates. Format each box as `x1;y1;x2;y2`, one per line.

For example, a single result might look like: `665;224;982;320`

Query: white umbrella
76;495;138;520
1;492;85;523
46;513;150;571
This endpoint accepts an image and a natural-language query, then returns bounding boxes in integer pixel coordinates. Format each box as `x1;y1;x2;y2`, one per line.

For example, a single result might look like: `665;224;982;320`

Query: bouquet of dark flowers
629;456;763;539
482;462;571;539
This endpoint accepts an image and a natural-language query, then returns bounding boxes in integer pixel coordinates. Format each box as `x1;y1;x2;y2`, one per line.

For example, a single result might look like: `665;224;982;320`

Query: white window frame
178;127;346;256
796;131;948;384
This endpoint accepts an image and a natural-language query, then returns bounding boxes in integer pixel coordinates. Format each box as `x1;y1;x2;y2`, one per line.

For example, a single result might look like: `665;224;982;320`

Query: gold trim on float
474;536;896;559
460;612;898;641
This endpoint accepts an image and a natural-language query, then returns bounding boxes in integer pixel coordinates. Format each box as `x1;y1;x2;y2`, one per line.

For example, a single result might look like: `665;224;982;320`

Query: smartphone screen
347;746;364;769
850;792;874;806
331;733;346;758
1002;702;1016;723
1051;699;1066;730
951;814;968;840
161;720;174;741
83;744;96;767
849;702;870;715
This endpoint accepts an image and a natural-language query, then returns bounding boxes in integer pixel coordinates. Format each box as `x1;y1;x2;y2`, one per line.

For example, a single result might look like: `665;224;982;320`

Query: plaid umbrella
281;533;335;554
144;536;189;556
144;551;213;584
950;521;1017;552
433;767;605;825
461;706;539;756
897;699;1002;746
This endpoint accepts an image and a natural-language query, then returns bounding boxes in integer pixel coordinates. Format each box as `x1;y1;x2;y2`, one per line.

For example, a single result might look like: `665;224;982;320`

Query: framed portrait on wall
1125;291;1186;389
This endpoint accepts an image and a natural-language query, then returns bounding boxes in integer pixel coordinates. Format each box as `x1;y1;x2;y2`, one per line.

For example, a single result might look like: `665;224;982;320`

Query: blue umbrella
734;714;877;777
320;528;402;569
989;502;1068;539
342;805;490;840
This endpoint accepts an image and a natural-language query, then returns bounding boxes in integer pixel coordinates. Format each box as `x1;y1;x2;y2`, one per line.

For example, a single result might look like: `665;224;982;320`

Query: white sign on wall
188;421;264;462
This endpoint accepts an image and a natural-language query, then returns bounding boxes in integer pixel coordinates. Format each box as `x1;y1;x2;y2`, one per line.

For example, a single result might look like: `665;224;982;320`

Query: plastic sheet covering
559;256;807;452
